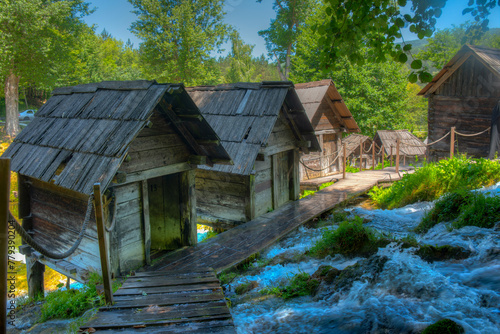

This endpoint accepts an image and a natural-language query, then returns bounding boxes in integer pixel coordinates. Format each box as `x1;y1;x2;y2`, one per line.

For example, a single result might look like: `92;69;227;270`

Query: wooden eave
419;44;500;97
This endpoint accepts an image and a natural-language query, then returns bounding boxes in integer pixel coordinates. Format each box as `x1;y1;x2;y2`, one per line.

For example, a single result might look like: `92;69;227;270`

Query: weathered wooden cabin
2;80;231;286
187;82;321;228
373;130;426;164
294;79;360;179
419;44;500;160
341;133;374;168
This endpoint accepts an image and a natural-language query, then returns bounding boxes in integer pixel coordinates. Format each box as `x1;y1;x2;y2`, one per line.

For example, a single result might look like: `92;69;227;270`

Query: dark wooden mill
419;44;500;160
2;80;231;297
187;82;321;229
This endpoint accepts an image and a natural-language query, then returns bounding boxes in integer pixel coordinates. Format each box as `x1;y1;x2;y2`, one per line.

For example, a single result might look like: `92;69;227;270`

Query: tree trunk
284;44;291;80
5;71;20;137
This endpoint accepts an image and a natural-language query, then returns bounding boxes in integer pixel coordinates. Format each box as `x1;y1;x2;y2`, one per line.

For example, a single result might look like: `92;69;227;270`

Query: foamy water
228;183;500;333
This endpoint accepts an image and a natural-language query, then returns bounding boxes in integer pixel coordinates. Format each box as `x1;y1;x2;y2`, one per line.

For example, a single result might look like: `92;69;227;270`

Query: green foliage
234;281;257;295
417;24;500;70
309;216;379;257
129;0;228;86
422;319;465;334
369;156;500;209
315;0;498;83
416;190;500;232
300;182;334;199
261;272;319;300
199;229;219;243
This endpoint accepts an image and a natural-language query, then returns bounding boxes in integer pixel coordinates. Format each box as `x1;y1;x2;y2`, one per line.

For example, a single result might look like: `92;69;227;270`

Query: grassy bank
369;156;500;209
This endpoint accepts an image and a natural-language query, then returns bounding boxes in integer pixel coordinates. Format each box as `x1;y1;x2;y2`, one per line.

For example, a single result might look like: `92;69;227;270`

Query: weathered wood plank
102;291;225;309
113;282;222;296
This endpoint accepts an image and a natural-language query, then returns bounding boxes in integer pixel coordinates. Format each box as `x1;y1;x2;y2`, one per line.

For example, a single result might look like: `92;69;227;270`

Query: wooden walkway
150;167;411;273
81;167;410;332
81;267;235;333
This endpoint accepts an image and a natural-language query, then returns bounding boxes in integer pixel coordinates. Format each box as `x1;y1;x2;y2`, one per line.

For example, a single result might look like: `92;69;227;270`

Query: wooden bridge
81;167;410;333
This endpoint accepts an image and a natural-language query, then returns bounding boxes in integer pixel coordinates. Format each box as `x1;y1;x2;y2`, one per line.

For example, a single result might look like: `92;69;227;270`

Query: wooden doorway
148;174;183;250
273;150;294;209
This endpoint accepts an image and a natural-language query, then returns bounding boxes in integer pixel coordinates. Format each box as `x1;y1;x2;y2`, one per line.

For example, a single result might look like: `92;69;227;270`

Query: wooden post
272;154;279;209
1;158;10;332
141;181;151;264
343;143;347;179
290;149;300;201
318;134;324;177
93;183;114;305
372;142;376;170
404;154;406;166
381;145;385;168
359;138;363;171
180;170;197;245
450;126;455;159
390;145;393;166
396;139;400;173
336;135;342;172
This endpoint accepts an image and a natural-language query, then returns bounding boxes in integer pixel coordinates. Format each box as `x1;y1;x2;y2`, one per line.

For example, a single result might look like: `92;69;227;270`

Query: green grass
309;216;382;257
261;272;320;300
369;156;500;209
416;189;500;233
300;182;334;199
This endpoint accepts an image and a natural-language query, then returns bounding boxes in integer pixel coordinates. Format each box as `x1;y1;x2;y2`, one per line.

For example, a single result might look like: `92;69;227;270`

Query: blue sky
83;0;500;58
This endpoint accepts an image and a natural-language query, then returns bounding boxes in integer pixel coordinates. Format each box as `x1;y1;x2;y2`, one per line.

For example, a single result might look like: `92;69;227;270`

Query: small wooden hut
188;82;321;228
418;44;500;160
373;130;426;165
341;133;374;169
294;79;360;179
2;80;231;289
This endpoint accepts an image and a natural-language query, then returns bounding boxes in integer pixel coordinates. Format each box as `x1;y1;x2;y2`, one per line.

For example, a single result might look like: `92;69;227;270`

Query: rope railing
300;151;341;172
454;127;491;137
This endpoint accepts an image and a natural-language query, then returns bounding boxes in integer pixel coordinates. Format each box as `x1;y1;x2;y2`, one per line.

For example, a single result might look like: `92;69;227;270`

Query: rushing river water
225;183;500;334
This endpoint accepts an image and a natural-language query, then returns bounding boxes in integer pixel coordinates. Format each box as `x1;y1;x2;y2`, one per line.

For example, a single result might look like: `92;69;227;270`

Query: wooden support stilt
26;256;45;299
359;138;363;171
343;144;347;179
390;145;393;167
1;158;10;331
93;183;114;305
396;139;400;173
372;142;376;170
381;145;385;168
450;126;455;159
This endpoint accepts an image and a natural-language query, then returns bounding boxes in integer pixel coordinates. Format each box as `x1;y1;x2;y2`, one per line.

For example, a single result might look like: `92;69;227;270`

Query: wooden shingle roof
341;133;372;156
3;80;230;195
374;130;426;156
188;82;321;175
419;44;500;96
294;79;360;133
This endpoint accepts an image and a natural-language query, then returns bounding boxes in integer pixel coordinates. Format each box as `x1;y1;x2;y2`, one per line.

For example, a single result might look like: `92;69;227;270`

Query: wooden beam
197;140;220;146
272;154;279;209
245;175;256;221
296;140;311;148
180;170;197;246
93;183;114;305
112;163;192;185
177;114;203;122
188;155;207;165
396;139;400;174
325;97;348;128
157;99;213;166
450;126;455;159
291;149;300;200
141;181;151;265
1;158;10;331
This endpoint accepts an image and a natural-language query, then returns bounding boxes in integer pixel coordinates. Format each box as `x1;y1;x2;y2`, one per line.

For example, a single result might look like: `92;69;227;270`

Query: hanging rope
363;142;374;154
300;152;341;172
104;193;117;233
425;131;451;146
8;195;94;259
455;127;491;137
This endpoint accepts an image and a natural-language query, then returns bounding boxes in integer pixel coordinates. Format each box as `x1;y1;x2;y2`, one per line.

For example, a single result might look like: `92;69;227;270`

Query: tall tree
129;0;228;86
258;0;312;80
224;31;257;83
292;5;424;137
0;0;91;137
316;0;498;83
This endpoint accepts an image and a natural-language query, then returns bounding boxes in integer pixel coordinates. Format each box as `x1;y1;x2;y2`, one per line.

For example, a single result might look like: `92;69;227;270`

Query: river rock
416;244;471;262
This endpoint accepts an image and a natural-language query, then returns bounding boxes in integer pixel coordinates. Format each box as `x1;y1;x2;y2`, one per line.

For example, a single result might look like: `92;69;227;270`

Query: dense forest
1;0;499;137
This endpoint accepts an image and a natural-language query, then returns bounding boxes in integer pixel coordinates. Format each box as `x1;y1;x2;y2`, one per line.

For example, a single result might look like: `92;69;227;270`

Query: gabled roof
2;80;230;195
374;130;426;156
188;82;321;175
294;79;360;133
419;44;500;96
341;133;372;156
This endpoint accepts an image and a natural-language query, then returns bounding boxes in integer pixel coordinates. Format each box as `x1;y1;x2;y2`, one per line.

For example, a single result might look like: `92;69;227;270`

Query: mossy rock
416;245;471;262
235;281;258;295
422;319;464;334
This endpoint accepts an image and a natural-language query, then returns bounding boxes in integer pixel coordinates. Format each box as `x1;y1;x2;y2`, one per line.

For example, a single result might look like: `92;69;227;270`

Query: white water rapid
225;183;500;334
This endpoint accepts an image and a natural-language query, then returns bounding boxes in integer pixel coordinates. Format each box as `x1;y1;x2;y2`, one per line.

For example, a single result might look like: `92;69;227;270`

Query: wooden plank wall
254;157;273;217
119;109;191;174
195;170;249;223
428;56;500;160
109;182;144;275
29;181;101;274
